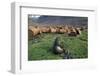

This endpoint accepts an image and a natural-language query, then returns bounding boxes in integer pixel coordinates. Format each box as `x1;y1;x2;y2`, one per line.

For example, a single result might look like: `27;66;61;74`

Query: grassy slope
28;31;88;61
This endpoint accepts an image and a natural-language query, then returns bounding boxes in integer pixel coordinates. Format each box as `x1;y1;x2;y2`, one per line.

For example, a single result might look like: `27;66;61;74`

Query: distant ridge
28;15;88;26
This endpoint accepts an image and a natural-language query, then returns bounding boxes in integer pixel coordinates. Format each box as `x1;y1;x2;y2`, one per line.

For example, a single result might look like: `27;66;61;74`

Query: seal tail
63;50;73;59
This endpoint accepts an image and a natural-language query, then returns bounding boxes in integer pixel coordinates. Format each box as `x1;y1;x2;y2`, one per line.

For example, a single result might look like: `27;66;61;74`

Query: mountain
28;15;88;26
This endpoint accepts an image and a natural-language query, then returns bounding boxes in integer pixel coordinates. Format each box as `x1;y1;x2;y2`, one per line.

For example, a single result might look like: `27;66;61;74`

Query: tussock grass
28;31;88;61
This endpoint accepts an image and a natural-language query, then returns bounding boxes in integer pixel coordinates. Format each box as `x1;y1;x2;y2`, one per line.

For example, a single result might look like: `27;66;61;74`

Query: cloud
28;15;40;19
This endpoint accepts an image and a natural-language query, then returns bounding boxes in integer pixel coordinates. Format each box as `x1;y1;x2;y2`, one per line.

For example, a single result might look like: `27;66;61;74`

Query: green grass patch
28;31;88;61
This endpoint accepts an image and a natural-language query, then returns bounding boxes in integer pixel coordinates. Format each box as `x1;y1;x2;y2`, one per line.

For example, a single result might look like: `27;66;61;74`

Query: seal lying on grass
53;37;65;54
53;37;72;59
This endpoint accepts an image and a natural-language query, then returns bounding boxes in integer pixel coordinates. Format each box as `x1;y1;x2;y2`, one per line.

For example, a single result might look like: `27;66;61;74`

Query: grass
28;31;88;61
